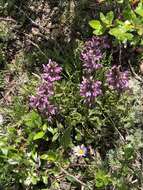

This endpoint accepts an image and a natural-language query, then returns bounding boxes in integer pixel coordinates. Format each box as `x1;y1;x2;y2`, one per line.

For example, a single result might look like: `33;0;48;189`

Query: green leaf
23;111;42;128
31;176;38;185
52;133;59;142
42;124;48;131
66;175;76;183
41;151;58;162
47;151;57;161
89;20;104;35
33;131;45;140
1;148;8;155
60;127;72;148
123;5;136;20
42;176;48;184
106;11;114;25
100;12;107;24
89;20;102;30
96;170;111;188
41;154;49;160
109;27;133;42
135;2;143;17
100;11;114;26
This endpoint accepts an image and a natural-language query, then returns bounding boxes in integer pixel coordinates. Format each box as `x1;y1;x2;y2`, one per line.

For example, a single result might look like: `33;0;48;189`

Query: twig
128;61;143;83
60;167;92;190
0;17;16;23
24;33;48;58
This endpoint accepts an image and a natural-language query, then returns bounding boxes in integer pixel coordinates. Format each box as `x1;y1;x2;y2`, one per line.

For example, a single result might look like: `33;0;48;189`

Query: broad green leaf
89;20;104;35
100;11;114;26
106;11;114;25
33;131;45;140
89;20;102;30
123;20;134;31
109;27;133;42
135;2;143;17
100;12;107;24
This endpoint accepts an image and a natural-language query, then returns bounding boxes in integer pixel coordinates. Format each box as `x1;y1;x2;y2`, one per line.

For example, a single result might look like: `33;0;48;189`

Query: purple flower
29;59;62;121
37;82;54;97
81;36;109;73
80;77;102;105
42;59;62;82
106;65;129;92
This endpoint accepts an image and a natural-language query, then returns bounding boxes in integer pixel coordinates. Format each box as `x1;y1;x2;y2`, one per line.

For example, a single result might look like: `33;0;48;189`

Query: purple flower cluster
42;60;62;82
30;59;62;121
80;36;107;105
106;65;129;92
80;77;102;105
81;36;109;73
80;36;129;105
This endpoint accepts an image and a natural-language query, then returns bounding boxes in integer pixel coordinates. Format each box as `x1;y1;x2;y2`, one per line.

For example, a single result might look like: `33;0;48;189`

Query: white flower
73;145;87;157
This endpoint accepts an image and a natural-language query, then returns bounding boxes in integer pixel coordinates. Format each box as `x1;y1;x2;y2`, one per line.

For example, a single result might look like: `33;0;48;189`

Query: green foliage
0;52;141;189
0;0;143;190
89;0;143;44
